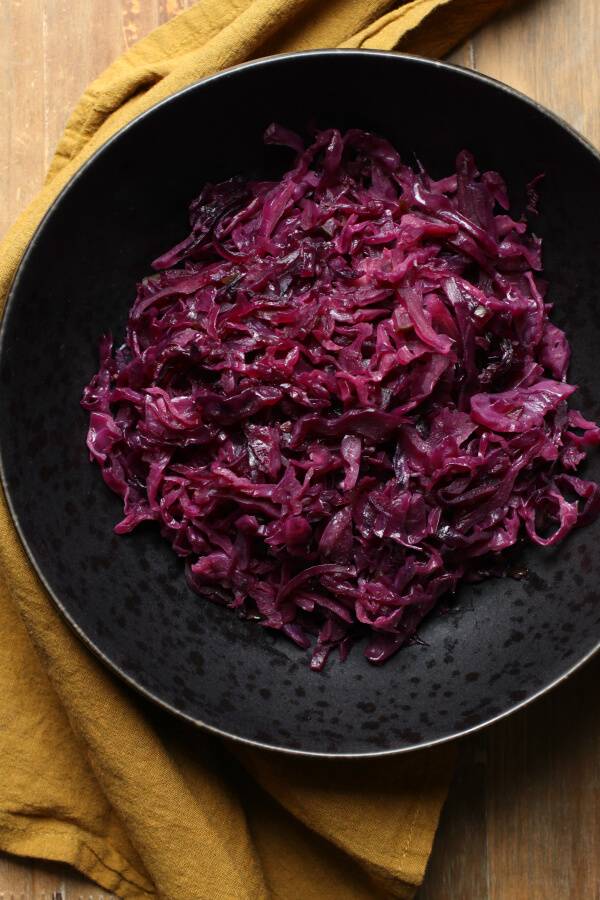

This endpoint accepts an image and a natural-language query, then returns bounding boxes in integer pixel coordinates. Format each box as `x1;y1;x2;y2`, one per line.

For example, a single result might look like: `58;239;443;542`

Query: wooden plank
0;1;11;243
0;849;34;899
87;0;123;85
158;0;189;28
0;850;119;899
43;0;92;170
120;0;157;52
418;732;489;900
485;655;600;900
0;0;46;242
35;856;119;900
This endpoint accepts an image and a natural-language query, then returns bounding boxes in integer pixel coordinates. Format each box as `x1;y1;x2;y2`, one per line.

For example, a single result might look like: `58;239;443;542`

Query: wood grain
1;0;600;897
0;0;46;243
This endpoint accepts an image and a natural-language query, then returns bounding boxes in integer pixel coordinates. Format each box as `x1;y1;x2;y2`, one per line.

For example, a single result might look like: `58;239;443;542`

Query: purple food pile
82;125;600;669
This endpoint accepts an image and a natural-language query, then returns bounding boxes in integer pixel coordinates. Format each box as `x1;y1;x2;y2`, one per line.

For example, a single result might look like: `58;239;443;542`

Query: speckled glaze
2;51;600;756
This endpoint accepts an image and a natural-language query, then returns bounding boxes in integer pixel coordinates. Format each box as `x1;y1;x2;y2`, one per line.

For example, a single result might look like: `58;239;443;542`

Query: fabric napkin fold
0;1;515;898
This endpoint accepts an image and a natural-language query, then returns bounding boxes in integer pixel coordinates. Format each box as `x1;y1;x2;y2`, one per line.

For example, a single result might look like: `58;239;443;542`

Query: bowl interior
2;50;600;755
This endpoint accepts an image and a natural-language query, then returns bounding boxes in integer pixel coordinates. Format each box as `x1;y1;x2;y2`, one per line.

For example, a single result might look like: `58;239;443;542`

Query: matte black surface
2;51;600;756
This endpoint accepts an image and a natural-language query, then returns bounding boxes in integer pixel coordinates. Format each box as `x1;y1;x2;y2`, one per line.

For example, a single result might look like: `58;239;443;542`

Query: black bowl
2;50;600;756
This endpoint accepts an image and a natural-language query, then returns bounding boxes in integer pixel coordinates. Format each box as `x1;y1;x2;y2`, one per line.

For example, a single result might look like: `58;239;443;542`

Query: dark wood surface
1;0;600;897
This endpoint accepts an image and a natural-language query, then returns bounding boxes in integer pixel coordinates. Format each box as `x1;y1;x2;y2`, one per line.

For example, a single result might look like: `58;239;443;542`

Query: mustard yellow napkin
0;2;515;898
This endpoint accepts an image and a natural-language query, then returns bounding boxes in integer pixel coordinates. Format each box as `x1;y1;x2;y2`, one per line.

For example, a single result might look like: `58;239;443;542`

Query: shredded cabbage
82;125;600;668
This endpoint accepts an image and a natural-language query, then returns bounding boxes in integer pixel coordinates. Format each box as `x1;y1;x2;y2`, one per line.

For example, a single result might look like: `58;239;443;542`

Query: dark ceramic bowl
2;50;600;756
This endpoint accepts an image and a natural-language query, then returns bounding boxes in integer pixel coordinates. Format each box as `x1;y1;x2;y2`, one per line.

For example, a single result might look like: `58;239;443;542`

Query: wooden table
1;0;599;897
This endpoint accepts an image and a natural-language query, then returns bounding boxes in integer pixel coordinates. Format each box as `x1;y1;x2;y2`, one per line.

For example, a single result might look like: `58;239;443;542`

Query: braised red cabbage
82;125;600;669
